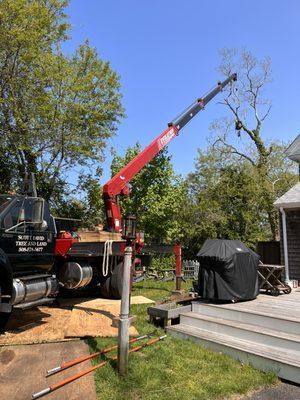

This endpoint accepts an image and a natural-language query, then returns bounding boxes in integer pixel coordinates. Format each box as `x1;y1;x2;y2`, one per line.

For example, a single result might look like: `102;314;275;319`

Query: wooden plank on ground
71;295;155;308
0;306;72;346
64;296;154;338
0;296;153;345
65;303;138;338
56;295;154;309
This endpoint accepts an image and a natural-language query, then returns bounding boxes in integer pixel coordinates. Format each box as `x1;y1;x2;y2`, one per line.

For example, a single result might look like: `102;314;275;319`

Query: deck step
192;302;300;335
167;324;300;384
181;312;300;352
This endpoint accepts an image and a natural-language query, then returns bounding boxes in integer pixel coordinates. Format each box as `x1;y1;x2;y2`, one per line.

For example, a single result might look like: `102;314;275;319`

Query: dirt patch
1;305;73;345
0;349;15;364
0;341;96;400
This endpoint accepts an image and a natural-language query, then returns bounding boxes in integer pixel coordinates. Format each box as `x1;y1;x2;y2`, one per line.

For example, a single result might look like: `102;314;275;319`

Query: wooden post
173;243;183;294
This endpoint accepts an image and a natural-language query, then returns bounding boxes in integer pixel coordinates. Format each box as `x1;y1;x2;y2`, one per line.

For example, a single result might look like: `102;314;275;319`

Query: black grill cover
197;239;259;301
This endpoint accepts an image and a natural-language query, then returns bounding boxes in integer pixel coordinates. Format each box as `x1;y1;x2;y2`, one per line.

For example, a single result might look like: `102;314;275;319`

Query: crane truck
0;73;237;330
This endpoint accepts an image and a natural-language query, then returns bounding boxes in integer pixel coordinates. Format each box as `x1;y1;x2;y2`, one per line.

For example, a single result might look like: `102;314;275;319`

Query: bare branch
212;136;256;166
261;104;272;122
223;97;256;141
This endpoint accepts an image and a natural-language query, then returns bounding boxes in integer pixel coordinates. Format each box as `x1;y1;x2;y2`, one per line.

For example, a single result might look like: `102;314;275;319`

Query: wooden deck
167;291;300;384
200;290;300;322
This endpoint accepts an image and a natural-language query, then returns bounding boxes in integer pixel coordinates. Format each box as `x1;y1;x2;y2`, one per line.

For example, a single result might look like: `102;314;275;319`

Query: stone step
192;302;300;335
181;312;300;353
167;324;300;384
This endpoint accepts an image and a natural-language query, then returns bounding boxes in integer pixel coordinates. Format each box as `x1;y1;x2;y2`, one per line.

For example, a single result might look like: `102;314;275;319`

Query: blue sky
64;0;300;184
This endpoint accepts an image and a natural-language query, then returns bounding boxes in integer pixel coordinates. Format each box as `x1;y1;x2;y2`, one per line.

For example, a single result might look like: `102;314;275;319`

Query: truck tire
0;313;11;333
110;262;123;299
99;275;112;298
99;262;123;299
0;251;13;333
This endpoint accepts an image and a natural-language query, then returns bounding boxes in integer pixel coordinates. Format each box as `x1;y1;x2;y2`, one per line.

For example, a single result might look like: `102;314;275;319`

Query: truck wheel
99;276;112;298
110;262;123;299
99;262;123;299
0;264;13;333
0;312;11;333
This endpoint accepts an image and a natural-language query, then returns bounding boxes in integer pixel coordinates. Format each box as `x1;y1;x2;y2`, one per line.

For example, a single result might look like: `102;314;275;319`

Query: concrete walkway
0;340;97;400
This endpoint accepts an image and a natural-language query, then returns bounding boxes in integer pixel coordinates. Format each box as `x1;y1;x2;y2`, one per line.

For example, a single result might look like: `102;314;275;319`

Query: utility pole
118;244;132;375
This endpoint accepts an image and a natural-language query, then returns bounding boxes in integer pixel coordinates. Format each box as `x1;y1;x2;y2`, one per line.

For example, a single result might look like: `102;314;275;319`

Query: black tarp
197;239;259;301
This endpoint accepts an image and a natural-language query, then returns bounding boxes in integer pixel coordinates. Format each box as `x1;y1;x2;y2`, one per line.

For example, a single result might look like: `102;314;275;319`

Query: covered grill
197;239;259;301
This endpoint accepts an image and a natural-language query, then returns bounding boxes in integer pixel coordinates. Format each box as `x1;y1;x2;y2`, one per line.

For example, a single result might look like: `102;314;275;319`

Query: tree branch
223;97;256;141
212;136;256;166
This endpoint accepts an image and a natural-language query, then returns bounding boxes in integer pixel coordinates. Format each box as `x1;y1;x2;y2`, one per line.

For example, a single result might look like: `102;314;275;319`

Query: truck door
0;197;56;274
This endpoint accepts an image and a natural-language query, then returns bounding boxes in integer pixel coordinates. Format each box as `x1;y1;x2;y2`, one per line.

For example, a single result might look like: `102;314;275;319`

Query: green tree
77;173;104;227
0;148;14;193
0;0;124;205
111;144;187;243
47;171;105;228
182;144;297;257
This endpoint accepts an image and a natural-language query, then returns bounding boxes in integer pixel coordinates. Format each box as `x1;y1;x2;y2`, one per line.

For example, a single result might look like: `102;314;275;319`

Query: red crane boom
103;73;237;232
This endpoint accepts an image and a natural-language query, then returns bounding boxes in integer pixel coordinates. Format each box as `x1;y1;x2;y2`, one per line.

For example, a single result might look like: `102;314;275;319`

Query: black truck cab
0;195;56;274
0;194;60;330
0;191;124;332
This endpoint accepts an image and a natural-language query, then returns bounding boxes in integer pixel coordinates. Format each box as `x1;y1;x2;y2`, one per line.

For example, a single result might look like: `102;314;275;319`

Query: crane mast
103;73;237;232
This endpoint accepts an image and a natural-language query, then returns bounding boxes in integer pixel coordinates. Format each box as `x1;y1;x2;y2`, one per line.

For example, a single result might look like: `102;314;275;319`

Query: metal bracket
112;315;136;328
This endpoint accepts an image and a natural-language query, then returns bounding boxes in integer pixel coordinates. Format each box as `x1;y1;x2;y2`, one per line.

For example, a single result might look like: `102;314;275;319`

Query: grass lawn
87;280;277;400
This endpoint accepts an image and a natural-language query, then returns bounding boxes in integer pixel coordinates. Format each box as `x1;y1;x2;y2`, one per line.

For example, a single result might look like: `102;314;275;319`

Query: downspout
280;207;290;282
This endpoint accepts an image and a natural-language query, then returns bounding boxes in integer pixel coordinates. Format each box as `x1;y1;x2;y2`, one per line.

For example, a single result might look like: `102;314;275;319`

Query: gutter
279;207;290;282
